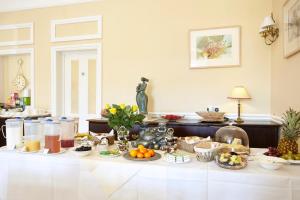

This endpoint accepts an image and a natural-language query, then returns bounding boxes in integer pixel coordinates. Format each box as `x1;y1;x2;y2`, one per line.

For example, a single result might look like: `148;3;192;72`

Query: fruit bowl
124;152;161;161
263;147;282;157
215;147;247;170
161;114;183;121
124;145;161;161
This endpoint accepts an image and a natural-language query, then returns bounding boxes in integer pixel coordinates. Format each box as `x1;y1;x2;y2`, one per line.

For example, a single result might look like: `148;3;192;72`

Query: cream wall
0;0;272;114
271;0;300;116
0;55;31;102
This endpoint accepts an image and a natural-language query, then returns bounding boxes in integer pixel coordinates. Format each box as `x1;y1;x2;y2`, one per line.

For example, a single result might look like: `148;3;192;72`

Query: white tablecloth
0;148;299;200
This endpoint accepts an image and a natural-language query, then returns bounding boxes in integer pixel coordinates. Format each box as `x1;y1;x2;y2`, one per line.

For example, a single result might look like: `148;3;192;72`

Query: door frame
63;51;97;117
0;48;35;108
51;43;102;117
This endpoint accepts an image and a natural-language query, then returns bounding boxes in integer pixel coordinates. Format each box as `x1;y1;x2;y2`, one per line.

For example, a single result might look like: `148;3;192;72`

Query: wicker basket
196;112;225;122
177;137;203;153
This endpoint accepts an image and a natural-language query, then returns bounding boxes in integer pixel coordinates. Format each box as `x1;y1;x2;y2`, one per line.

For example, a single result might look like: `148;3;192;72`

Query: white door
63;51;99;132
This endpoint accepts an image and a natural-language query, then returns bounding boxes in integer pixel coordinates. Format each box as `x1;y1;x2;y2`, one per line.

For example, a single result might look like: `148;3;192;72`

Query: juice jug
1;118;23;150
44;120;61;153
60;117;76;148
24;120;41;152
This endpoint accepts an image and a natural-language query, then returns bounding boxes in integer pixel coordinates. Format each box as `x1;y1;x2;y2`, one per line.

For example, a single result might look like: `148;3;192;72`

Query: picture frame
190;26;240;69
283;0;300;58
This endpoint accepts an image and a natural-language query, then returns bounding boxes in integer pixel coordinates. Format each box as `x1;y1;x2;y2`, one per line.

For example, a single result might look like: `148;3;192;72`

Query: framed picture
283;0;300;58
190;26;240;68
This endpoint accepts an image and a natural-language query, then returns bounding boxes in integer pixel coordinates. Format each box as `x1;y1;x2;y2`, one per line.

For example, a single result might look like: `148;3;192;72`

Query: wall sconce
259;13;279;45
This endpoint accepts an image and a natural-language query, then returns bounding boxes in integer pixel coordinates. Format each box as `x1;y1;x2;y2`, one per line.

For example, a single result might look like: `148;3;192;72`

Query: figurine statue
136;77;149;115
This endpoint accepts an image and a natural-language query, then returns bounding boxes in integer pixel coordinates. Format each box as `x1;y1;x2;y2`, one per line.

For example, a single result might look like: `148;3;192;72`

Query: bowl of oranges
124;145;161;161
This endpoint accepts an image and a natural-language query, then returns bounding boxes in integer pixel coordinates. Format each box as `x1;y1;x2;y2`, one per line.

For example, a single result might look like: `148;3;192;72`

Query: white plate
17;149;42;154
99;150;120;158
71;147;92;157
287;160;300;164
42;148;67;155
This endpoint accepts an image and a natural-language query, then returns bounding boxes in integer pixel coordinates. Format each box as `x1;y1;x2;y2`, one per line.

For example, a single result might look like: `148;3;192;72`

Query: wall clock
13;59;27;92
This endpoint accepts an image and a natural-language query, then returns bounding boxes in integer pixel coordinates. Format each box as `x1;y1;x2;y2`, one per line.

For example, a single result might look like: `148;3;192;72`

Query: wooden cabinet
88;119;281;148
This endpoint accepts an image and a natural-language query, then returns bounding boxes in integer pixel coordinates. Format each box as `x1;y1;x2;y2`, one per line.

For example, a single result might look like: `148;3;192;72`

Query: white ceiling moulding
0;0;101;13
0;22;33;46
51;16;102;42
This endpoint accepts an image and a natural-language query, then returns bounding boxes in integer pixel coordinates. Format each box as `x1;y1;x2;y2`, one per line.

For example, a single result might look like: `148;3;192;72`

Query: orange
148;149;155;157
129;150;138;158
139;148;148;154
137;152;144;158
144;152;151;158
138;144;145;150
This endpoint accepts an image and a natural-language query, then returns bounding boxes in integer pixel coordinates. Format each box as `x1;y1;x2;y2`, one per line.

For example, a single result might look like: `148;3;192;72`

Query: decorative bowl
194;142;220;162
71;147;92;157
196;112;225;122
161;114;184;121
257;155;287;170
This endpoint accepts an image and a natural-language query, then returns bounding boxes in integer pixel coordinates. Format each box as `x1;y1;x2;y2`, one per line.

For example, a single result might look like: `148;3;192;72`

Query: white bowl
194;143;219;162
258;156;287;170
71;148;92;157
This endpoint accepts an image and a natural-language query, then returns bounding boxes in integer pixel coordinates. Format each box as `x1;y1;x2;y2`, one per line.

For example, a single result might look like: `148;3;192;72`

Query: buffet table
0;148;299;200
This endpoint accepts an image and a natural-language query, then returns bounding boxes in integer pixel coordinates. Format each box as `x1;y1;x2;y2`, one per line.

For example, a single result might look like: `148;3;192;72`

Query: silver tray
123;152;161;161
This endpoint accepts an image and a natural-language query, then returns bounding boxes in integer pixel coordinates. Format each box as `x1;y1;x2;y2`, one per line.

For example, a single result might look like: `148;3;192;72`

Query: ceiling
0;0;101;13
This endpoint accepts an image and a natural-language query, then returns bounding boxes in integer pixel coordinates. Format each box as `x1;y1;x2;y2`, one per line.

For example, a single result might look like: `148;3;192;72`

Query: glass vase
116;126;130;152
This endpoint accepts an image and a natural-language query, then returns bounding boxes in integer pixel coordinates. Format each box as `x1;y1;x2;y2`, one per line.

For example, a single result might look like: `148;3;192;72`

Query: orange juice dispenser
44;120;61;153
24;120;41;152
59;117;76;148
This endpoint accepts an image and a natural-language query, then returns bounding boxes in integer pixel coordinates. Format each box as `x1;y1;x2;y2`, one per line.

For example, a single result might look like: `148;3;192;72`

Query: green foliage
105;104;145;130
282;108;300;140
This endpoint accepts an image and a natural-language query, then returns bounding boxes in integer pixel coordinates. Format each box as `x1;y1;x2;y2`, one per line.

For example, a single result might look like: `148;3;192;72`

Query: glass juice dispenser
44;120;61;153
24;120;41;152
60;117;76;148
1;118;23;150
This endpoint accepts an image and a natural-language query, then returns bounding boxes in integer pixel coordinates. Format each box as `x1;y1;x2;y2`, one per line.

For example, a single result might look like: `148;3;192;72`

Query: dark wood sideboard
88;119;281;148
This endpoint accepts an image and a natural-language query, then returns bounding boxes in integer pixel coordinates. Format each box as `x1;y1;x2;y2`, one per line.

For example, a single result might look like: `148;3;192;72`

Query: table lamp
228;86;251;123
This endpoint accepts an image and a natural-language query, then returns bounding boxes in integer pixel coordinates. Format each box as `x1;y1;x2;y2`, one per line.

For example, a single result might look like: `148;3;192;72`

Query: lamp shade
228;86;251;99
260;14;275;29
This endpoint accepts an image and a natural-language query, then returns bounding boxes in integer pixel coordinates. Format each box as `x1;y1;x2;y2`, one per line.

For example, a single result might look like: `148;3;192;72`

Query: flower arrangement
103;104;145;130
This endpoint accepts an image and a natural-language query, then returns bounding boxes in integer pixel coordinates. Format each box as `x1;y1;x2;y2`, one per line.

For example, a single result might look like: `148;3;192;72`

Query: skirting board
148;112;283;124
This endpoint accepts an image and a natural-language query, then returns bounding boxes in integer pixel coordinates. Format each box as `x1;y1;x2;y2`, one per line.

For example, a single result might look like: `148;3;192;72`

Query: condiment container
44;120;61;153
59;117;76;148
1;118;23;150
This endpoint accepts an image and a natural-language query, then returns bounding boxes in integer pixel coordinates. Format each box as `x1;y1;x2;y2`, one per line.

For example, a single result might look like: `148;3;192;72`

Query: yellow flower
109;108;117;115
119;104;126;109
105;104;111;109
132;105;138;112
